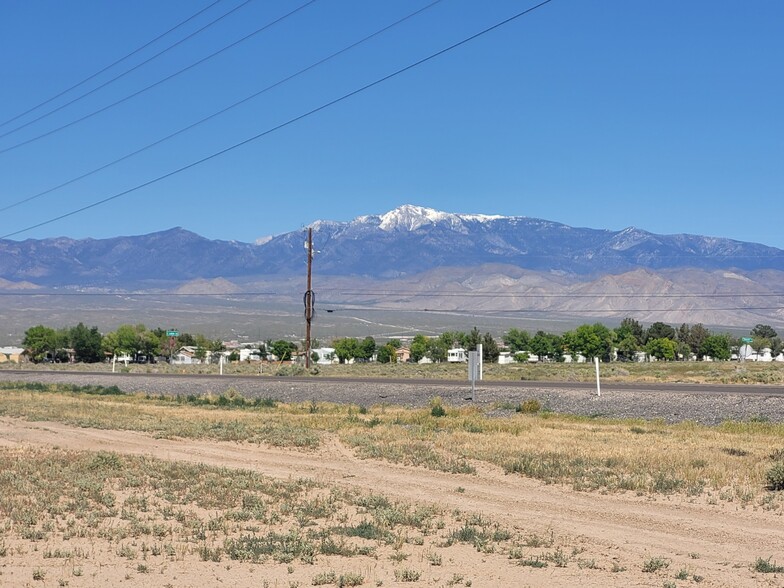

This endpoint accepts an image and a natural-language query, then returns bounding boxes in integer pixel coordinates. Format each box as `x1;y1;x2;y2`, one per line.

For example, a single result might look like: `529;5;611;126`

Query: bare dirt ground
1;417;783;587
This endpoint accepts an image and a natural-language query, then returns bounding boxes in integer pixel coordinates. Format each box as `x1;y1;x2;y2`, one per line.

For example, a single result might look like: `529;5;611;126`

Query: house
0;346;25;364
239;348;263;362
395;347;411;363
498;351;514;365
447;348;467;363
311;347;337;365
171;346;212;365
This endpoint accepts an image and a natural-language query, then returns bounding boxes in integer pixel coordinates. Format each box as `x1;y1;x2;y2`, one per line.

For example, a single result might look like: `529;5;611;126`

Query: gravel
0;371;781;425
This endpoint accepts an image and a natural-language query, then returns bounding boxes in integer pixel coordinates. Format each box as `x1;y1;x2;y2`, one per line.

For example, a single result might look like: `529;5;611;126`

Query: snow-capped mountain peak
376;204;503;232
378;205;452;231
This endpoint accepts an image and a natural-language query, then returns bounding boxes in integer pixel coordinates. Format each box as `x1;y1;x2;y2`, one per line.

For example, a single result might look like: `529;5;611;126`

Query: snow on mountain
1;204;784;289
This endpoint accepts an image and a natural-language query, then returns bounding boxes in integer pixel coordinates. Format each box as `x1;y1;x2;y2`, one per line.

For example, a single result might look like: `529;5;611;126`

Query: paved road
1;369;783;424
3;369;784;397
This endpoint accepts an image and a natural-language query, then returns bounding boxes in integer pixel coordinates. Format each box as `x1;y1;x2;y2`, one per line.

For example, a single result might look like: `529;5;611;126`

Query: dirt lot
1;416;783;588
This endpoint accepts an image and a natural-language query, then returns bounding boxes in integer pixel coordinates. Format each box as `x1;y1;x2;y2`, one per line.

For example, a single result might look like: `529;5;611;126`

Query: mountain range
1;204;783;329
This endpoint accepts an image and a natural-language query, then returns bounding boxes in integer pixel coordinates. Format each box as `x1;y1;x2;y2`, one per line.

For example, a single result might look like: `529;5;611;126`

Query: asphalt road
1;369;784;425
3;369;784;397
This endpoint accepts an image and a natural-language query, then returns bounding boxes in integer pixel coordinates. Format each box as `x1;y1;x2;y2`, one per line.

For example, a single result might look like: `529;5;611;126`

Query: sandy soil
1;417;783;587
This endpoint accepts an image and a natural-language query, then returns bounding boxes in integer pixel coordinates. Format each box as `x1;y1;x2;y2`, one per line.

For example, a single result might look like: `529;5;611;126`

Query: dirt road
1;416;782;587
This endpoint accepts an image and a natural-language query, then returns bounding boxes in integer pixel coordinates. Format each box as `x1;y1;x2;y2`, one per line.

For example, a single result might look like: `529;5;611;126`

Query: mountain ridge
1;204;783;288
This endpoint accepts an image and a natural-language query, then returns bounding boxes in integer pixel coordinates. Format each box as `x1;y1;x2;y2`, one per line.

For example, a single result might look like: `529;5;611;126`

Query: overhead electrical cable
333;291;784;299
0;0;444;214
0;0;226;130
0;0;555;239
0;0;317;154
1;290;782;299
323;305;784;314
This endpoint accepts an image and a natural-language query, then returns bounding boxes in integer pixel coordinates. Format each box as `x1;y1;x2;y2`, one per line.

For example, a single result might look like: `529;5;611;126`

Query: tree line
330;321;782;363
19;319;782;364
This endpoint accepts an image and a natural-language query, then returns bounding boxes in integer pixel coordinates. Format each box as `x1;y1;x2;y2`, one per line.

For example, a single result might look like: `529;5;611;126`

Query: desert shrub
430;397;446;417
754;557;784;573
516;399;541;414
276;364;306;377
766;463;784;491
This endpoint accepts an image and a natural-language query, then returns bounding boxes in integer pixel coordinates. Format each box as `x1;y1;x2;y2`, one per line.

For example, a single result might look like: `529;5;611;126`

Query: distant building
498;351;514;365
395;347;411;363
311;347;337;365
447;348;467;363
0;346;25;363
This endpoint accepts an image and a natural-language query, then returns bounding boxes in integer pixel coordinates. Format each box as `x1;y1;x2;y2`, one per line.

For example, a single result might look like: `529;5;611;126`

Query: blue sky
0;0;782;248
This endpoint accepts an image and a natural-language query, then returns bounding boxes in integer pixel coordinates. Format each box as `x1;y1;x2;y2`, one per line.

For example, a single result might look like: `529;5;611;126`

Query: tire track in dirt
1;416;782;587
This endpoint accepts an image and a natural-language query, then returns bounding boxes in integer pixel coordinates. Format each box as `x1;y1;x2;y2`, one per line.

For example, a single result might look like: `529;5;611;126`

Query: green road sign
166;330;179;337
741;337;753;343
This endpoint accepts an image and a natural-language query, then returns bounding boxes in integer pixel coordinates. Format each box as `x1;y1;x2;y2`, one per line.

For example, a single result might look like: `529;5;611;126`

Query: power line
0;0;317;154
0;0;555;239
333;291;784;299
0;0;444;214
0;290;782;301
324;305;784;314
0;291;281;297
0;0;226;129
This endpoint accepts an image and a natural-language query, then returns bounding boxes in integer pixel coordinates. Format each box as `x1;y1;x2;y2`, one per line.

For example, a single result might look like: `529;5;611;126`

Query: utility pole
304;227;314;369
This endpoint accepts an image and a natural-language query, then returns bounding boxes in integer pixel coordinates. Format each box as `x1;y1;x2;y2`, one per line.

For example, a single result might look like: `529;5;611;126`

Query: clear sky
0;0;782;248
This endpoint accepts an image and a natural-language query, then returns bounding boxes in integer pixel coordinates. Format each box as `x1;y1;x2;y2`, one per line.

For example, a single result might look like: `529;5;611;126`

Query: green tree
645;337;677;361
529;330;553;361
503;328;530;352
376;344;396;364
481;332;500;362
332;338;359;363
102;324;140;358
410;334;429;363
616;317;644;345
69;323;103;363
687;323;710;358
438;331;461;348
645;322;676;343
700;334;731;360
570;324;613;361
426;339;448;363
270;340;297;361
615;335;639;362
464;327;482;351
357;336;376;361
751;324;778;339
23;325;58;363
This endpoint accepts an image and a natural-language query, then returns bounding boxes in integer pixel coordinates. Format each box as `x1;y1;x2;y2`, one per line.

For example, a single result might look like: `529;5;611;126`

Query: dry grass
0;445;529;587
0;383;782;504
4;358;784;383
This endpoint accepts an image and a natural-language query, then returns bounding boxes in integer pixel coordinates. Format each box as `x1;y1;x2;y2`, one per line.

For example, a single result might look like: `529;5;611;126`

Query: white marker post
594;356;601;397
468;350;480;401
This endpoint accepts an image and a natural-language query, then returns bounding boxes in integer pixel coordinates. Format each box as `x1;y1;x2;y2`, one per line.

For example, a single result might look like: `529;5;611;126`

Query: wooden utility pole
304;227;314;369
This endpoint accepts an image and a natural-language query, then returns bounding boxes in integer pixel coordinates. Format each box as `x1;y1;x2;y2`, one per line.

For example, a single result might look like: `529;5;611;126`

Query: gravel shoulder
1;370;782;425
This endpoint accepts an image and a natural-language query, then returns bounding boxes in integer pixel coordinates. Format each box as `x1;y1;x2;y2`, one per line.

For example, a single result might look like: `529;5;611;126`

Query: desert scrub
766;462;784;491
1;445;521;582
2;384;784;499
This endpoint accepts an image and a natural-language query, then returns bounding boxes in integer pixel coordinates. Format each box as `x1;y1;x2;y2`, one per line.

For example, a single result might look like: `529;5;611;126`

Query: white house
498;351;514;365
311;347;337;365
0;346;25;363
239;348;263;362
171;346;213;365
447;347;467;363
